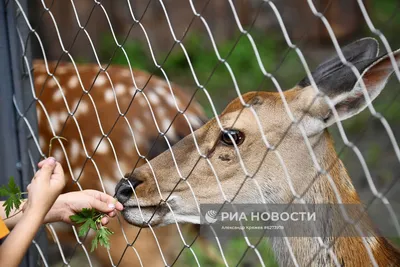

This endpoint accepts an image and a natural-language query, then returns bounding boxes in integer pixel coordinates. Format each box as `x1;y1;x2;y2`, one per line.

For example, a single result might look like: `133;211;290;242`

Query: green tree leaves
0;177;23;217
70;208;114;252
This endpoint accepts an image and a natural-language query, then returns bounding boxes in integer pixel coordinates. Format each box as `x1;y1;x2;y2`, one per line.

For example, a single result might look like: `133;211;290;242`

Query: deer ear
299;38;400;126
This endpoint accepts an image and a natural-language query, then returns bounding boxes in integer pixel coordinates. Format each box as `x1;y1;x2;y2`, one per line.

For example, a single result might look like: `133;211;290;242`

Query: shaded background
26;0;400;265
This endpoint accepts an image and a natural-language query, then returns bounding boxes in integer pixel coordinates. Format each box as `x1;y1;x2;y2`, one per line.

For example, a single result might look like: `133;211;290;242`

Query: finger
89;198;115;213
36;157;57;180
37;159;47;168
27;183;31;191
107;211;116;217
85;190;122;210
115;202;124;211
53;162;65;177
101;216;109;226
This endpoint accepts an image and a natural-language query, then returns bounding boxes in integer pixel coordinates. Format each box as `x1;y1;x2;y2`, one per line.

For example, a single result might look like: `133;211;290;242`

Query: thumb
89;198;115;214
37;157;57;180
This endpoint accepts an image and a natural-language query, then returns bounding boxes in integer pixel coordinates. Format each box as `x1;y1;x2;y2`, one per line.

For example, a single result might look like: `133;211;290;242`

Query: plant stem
3;209;23;221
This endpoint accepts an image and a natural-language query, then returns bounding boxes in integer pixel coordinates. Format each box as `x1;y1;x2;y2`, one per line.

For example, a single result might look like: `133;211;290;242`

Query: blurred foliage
100;31;305;117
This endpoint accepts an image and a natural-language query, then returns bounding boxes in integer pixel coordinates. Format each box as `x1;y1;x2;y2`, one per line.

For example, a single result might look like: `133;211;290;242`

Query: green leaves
70;208;114;252
0;177;23;217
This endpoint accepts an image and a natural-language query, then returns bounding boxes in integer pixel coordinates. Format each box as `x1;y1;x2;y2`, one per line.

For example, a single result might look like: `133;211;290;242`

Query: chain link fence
1;0;400;266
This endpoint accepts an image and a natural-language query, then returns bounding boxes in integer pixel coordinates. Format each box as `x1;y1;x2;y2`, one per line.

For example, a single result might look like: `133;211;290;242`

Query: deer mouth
121;203;170;227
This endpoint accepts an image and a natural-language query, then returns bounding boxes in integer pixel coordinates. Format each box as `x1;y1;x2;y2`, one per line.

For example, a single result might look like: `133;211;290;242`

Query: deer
33;60;206;266
115;38;400;266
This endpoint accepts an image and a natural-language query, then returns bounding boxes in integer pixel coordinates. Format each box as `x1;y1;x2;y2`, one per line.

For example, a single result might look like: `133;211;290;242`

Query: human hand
45;190;123;225
24;157;66;219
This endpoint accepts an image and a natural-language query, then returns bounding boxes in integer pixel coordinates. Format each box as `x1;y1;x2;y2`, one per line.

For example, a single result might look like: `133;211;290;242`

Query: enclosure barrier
0;0;399;266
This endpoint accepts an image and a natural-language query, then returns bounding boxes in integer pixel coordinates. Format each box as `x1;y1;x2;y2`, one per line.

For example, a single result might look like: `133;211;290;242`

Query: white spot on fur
35;75;46;85
52;89;63;102
67;76;79;88
56;67;67;75
132;119;144;131
50;113;63;133
186;112;202;128
52;148;63;161
39;136;45;147
163;120;177;141
129;86;137;97
69;140;80;163
72;168;81;179
157;106;167;117
165;95;176;107
115;84;126;96
120;69;131;77
94;75;106;86
155;86;167;96
36;108;43;123
104;90;114;103
92;137;109;155
147;92;160;105
47;78;57;87
73;100;89;118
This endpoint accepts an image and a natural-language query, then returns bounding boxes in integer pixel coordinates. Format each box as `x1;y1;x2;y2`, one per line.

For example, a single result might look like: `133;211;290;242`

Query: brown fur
34;60;205;266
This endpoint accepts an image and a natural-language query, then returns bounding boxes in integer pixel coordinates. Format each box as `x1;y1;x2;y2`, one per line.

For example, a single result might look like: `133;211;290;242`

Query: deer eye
220;129;245;146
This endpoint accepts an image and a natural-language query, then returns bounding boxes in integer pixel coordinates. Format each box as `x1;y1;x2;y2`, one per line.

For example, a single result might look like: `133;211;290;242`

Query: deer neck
270;131;400;266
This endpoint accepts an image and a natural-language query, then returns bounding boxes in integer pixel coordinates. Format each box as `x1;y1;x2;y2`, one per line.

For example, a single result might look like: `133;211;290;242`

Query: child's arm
44;190;124;225
0;158;65;267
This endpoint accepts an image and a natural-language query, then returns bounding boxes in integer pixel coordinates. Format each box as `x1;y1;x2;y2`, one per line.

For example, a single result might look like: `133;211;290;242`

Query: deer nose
115;178;142;204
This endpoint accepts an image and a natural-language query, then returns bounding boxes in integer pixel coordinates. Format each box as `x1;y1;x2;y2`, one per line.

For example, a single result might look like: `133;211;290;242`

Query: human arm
0;157;65;267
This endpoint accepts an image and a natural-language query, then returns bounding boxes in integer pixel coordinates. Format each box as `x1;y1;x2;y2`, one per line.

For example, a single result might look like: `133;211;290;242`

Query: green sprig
70;208;114;252
0;177;23;217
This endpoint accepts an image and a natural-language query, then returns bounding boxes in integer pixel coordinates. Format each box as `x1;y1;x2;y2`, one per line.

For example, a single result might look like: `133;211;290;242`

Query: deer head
115;38;400;229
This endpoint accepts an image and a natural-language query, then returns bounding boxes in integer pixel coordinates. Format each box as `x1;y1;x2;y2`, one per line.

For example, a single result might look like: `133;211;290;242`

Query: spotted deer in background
34;60;206;266
115;38;400;266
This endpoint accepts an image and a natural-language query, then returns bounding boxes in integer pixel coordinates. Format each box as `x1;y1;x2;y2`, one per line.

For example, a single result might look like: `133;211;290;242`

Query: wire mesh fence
1;0;400;266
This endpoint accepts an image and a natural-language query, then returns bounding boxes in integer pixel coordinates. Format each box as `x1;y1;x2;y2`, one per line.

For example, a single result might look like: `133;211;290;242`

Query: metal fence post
0;0;47;266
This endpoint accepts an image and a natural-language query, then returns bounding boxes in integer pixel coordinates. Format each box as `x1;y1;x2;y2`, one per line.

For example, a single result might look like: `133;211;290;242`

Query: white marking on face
92;136;109;155
94;75;106;86
147;91;160;105
67;76;79;88
115;84;126;96
104;90;114;103
69;140;81;163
